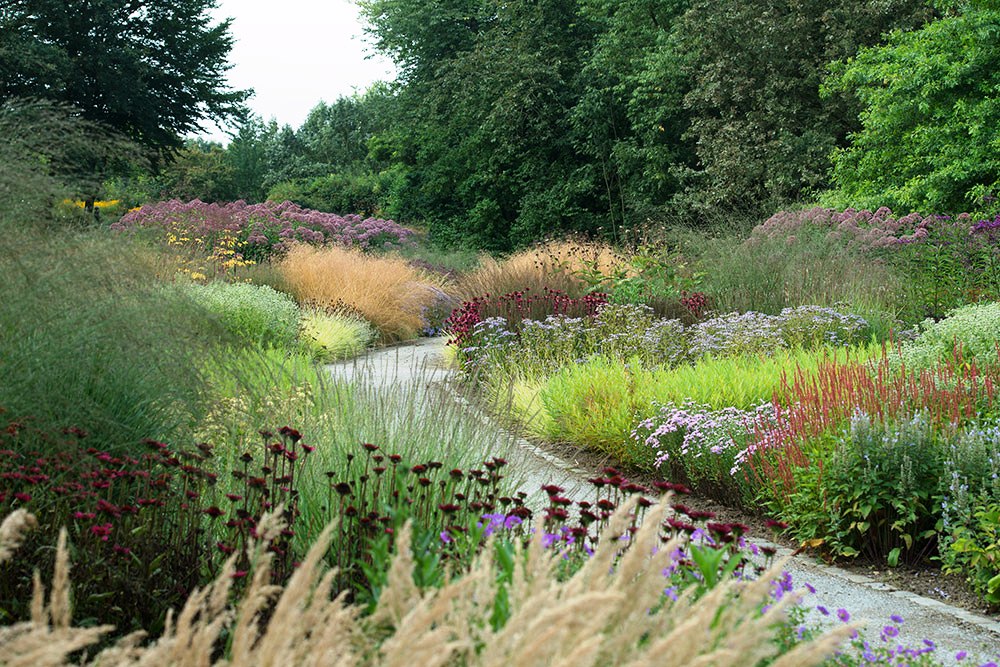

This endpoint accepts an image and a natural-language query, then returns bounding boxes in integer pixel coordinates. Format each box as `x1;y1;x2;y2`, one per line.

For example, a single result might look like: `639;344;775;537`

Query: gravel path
327;336;1000;664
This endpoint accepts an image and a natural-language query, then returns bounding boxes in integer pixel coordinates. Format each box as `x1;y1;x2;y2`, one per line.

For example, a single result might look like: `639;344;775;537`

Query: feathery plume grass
0;510;36;565
0;499;854;666
279;244;441;342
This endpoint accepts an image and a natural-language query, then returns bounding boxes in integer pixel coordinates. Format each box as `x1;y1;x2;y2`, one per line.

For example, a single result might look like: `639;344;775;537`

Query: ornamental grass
0;497;854;667
279;243;442;343
454;239;627;302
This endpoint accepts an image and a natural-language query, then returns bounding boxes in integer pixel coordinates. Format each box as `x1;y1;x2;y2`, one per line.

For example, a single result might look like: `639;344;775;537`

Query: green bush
179;280;301;349
899;302;1000;371
939;424;1000;605
299;309;376;362
267;171;388;217
778;412;943;566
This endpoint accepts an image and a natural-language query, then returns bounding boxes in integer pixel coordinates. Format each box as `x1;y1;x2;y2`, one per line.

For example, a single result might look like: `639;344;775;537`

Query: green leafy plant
898;301;1000;372
946;501;1000;606
179;280;301;349
778;412;943;565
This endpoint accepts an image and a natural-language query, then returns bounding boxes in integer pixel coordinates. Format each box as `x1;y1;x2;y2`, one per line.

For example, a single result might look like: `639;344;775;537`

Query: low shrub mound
179;280;301;349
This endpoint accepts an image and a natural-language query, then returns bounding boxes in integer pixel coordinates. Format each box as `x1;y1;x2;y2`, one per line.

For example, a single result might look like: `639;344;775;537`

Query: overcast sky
194;0;396;143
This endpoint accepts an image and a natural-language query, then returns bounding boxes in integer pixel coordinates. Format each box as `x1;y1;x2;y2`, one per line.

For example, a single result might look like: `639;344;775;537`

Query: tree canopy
825;0;1000;213
0;0;249;152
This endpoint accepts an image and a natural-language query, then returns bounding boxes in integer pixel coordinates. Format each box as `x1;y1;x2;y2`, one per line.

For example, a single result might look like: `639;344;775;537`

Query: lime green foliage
501;345;877;467
300;309;376;362
180;280;301;349
537;356;651;462
899;302;1000;371
649;345;877;411
824;3;1000;215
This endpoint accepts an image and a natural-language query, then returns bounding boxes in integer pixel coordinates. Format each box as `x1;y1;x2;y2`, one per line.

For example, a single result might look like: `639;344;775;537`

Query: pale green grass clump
299;309;376;362
0;498;853;666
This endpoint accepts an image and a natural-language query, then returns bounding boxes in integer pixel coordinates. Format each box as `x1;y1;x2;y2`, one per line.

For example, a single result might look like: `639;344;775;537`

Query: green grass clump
898;302;1000;371
0;231;226;454
647;344;878;410
179;280;301;349
299;309;376;362
535;356;655;464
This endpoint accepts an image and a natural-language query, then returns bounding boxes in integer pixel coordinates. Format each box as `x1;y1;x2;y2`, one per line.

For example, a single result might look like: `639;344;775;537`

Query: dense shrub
267;171;389;217
779;412;944;566
179;280;301;348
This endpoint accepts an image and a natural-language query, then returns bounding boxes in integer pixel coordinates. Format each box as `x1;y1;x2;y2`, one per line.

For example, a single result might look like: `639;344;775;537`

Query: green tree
825;1;1000;214
0;0;249;153
570;0;692;235
672;0;930;219
157;140;237;202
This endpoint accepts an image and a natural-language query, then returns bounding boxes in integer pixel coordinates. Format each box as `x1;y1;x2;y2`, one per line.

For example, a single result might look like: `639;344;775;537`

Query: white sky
193;0;396;143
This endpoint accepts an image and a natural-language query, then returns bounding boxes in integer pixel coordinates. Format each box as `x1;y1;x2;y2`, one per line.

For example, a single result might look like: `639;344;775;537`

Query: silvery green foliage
898;302;1000;371
939;424;1000;539
689;306;870;358
458;303;869;377
181;281;301;348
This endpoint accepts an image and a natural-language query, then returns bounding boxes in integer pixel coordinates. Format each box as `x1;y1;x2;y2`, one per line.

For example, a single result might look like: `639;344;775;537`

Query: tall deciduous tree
0;0;249;152
672;0;931;219
825;1;1000;214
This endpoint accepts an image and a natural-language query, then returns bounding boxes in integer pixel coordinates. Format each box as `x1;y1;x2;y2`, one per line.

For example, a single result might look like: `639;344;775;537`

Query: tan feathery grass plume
0;500;856;667
279;244;441;342
0;509;37;564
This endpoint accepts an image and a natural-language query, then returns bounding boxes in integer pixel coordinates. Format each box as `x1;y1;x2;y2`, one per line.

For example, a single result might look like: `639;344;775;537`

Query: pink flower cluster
112;199;417;257
750;206;975;251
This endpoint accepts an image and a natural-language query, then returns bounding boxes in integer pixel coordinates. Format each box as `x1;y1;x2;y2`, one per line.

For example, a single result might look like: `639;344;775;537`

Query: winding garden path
327;337;1000;664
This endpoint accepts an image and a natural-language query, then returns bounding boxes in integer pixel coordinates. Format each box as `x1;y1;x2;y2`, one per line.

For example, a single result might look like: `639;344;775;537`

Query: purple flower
817;605;830;616
837;608;850;623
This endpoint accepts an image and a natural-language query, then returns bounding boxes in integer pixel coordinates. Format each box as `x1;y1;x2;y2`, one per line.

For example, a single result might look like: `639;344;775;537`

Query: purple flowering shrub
689;306;870;358
454;301;868;380
112;199;417;262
